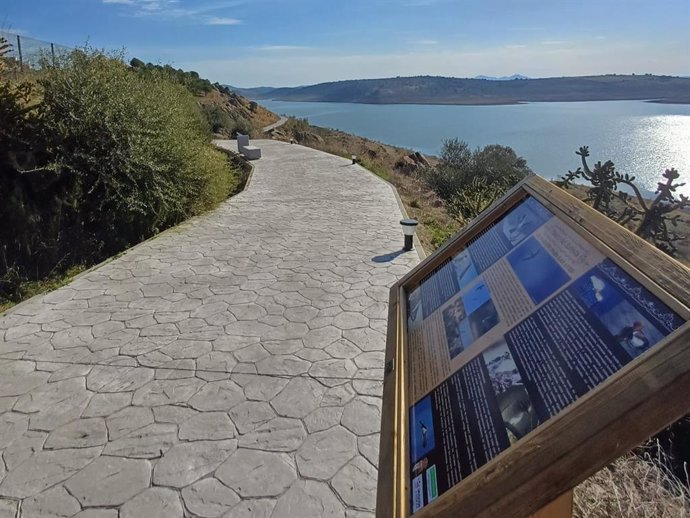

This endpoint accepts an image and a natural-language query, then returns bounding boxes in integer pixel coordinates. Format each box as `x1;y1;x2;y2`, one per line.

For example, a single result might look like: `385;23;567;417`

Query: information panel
402;195;685;514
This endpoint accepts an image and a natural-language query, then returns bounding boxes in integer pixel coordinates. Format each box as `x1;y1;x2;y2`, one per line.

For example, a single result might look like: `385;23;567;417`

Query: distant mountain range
473;74;530;81
227;74;690;105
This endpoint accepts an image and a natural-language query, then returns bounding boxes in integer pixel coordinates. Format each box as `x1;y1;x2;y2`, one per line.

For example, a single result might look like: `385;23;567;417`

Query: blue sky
2;0;689;86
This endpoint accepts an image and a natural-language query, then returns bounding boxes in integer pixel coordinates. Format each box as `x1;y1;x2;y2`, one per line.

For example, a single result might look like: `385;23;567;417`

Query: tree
420;139;472;200
419;138;531;224
473;144;531;188
561;146;689;256
422;139;531;201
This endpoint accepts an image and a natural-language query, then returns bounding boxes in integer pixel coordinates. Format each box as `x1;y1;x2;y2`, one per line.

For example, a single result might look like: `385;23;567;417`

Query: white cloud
206;16;241;25
102;0;245;25
540;40;567;46
413;39;439;46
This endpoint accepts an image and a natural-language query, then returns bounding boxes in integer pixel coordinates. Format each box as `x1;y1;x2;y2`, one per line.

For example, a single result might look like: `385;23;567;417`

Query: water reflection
626;115;690;194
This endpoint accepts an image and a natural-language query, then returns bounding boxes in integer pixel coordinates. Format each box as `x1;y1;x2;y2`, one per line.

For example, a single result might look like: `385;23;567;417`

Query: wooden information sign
377;175;690;518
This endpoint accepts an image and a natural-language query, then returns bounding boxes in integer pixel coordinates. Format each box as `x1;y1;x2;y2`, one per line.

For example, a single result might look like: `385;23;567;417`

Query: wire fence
0;31;73;75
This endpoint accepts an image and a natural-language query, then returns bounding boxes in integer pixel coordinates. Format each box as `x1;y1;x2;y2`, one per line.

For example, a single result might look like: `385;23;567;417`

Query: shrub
39;50;235;248
129;58;213;95
422;139;473;199
283;116;310;137
0;49;238;303
447;176;502;224
203;104;235;133
420;138;531;223
202;104;252;136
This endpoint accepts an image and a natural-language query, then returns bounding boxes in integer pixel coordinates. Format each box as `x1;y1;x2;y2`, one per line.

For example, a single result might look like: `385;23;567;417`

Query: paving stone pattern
0;140;419;517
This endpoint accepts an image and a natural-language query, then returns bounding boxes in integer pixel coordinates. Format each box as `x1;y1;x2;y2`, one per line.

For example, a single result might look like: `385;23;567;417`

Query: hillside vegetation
0;46;268;310
129;58;279;137
234;74;690;105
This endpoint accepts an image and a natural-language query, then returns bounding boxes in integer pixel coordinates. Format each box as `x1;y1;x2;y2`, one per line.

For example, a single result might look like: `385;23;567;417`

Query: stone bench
236;134;262;160
241;145;262;160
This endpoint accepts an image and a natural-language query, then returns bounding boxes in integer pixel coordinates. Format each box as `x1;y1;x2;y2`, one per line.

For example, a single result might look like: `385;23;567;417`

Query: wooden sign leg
529;490;573;518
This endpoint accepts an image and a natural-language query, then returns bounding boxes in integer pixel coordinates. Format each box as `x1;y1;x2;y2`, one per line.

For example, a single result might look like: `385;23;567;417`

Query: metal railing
0;31;72;72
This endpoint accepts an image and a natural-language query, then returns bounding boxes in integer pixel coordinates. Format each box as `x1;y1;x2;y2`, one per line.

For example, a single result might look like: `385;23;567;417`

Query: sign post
378;175;690;518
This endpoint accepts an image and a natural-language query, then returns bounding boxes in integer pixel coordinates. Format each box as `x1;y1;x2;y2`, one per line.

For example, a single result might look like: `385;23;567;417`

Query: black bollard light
400;219;418;251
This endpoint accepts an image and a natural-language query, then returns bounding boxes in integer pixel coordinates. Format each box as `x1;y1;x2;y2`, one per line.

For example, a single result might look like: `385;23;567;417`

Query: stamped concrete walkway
0;140;419;518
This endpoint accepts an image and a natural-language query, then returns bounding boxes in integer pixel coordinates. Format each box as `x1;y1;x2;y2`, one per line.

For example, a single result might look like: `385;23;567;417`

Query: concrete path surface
262;116;288;133
0;140;419;517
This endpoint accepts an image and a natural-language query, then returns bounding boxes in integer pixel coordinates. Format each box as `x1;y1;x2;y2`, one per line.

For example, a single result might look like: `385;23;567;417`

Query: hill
229;74;690;105
129;59;279;136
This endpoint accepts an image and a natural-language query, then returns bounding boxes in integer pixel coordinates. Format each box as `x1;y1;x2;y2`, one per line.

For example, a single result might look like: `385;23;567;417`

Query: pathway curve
0;140;419;518
262;116;288;133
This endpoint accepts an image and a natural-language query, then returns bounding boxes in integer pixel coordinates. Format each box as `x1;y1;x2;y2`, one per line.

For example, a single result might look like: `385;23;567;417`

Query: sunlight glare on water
626;115;690;195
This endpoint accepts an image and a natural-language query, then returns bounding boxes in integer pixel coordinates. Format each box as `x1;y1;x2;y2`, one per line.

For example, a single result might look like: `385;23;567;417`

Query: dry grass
574;445;690;518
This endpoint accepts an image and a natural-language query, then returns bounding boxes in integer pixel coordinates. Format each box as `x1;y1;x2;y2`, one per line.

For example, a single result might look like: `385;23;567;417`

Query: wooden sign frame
377;174;690;518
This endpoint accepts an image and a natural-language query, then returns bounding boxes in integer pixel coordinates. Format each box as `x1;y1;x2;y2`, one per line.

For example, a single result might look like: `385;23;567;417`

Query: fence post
51;42;55;65
16;35;23;68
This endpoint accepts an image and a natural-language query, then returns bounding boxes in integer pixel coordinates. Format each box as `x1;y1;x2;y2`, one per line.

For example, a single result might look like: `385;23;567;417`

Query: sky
2;0;689;87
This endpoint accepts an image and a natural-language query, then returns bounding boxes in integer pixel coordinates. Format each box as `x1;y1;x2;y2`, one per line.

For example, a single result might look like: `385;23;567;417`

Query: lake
260;100;690;196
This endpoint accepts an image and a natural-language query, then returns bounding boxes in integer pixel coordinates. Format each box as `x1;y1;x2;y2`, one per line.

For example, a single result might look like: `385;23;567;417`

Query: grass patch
0;264;87;314
422;219;458;249
360;158;392;182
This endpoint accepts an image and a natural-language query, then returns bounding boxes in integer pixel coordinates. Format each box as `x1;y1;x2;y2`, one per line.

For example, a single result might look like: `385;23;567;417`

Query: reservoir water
260;100;690;196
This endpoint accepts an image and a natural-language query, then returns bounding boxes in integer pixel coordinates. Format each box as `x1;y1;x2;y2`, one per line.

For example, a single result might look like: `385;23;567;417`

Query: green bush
283;116;310;136
447;176;501;224
202;104;252;136
421;138;530;202
420;138;530;224
129;58;213;95
0;49;238;303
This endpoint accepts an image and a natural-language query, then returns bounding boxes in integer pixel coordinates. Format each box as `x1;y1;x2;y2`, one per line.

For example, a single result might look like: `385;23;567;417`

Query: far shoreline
258;98;690;107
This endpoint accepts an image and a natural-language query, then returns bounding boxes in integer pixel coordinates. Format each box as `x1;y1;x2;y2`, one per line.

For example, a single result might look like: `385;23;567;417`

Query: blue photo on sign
571;270;666;359
410;395;436;464
507;237;569;305
451;250;479;291
501;197;553;246
462;281;492;315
